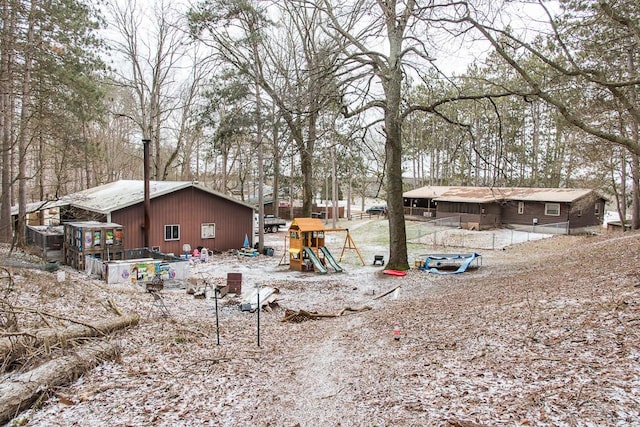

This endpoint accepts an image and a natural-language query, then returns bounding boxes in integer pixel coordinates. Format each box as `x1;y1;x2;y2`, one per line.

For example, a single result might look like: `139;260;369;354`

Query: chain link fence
406;218;566;250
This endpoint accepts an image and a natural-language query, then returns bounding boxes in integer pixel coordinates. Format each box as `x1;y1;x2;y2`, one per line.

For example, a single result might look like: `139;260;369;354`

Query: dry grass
1;230;639;426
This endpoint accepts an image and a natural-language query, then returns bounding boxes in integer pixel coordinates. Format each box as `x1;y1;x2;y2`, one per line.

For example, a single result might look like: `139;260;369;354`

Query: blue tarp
418;252;481;275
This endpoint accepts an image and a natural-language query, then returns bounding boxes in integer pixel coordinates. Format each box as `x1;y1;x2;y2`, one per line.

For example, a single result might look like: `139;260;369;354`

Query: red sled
383;269;406;276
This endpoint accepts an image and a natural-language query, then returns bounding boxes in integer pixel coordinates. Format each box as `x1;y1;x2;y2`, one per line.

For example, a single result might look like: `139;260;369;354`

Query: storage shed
25;225;64;262
63;221;125;270
53;180;255;255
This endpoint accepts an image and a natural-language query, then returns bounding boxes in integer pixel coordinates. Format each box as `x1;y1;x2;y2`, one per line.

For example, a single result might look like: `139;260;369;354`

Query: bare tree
163;48;211;181
312;0;536;269
0;0;18;243
316;0;435;270
464;0;640;226
272;1;344;216
107;0;189;179
190;0;343;217
14;0;38;248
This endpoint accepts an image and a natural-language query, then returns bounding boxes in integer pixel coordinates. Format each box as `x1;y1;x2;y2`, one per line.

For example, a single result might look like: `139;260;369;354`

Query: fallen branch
102;298;123;316
0;314;138;371
373;285;401;300
11;306;100;330
336;306;372;316
281;306;372;322
446;419;490;427
281;309;332;322
0;340;120;425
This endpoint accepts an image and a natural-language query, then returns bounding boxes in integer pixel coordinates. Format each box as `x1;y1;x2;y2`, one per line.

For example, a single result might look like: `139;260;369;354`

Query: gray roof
13;180;255;216
404;186;599;203
11;199;69;216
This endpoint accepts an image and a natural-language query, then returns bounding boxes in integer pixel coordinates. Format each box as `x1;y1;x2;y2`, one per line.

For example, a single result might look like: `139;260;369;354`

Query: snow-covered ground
3;222;639;427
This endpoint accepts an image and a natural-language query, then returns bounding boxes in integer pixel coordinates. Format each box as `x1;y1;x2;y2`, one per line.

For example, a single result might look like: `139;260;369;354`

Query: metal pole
214;287;220;346
256;284;261;347
142;138;151;249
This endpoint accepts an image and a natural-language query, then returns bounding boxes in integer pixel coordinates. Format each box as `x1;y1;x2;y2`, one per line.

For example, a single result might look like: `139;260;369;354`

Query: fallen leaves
1;231;640;426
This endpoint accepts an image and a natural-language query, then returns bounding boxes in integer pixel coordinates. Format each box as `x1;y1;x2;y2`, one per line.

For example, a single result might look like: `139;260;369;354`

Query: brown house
403;186;606;233
55;180;255;254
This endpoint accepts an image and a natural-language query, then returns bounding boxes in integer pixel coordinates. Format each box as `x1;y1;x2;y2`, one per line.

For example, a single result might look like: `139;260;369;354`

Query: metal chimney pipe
142;138;151;248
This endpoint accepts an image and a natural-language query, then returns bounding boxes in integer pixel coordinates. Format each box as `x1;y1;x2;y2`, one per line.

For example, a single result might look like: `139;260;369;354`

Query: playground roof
289;218;325;232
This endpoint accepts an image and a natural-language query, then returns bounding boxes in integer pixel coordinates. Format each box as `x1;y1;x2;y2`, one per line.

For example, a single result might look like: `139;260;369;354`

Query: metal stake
256;283;261;347
214;286;220;345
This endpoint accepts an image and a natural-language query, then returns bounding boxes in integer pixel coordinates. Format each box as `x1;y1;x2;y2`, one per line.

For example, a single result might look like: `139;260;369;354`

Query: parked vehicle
255;215;287;233
366;205;387;215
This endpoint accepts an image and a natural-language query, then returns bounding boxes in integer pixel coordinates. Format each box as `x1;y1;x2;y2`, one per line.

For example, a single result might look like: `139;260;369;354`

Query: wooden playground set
279;218;365;274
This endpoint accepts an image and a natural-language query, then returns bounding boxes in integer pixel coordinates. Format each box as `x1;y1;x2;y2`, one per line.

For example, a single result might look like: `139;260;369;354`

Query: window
595;203;600;215
439;202;480;214
545;203;560;216
201;223;216;239
164;224;180;241
518;201;524;215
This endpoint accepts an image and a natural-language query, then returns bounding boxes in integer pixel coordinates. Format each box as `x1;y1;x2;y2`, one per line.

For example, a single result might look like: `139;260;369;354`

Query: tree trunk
631;153;640;229
0;314;139;370
255;61;265;253
610;151;625;231
0;341;120;425
619;150;627;227
300;137;314;217
16;0;37;248
383;3;409;271
627;50;639;230
0;0;16;243
272;121;281;217
385;113;409;270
